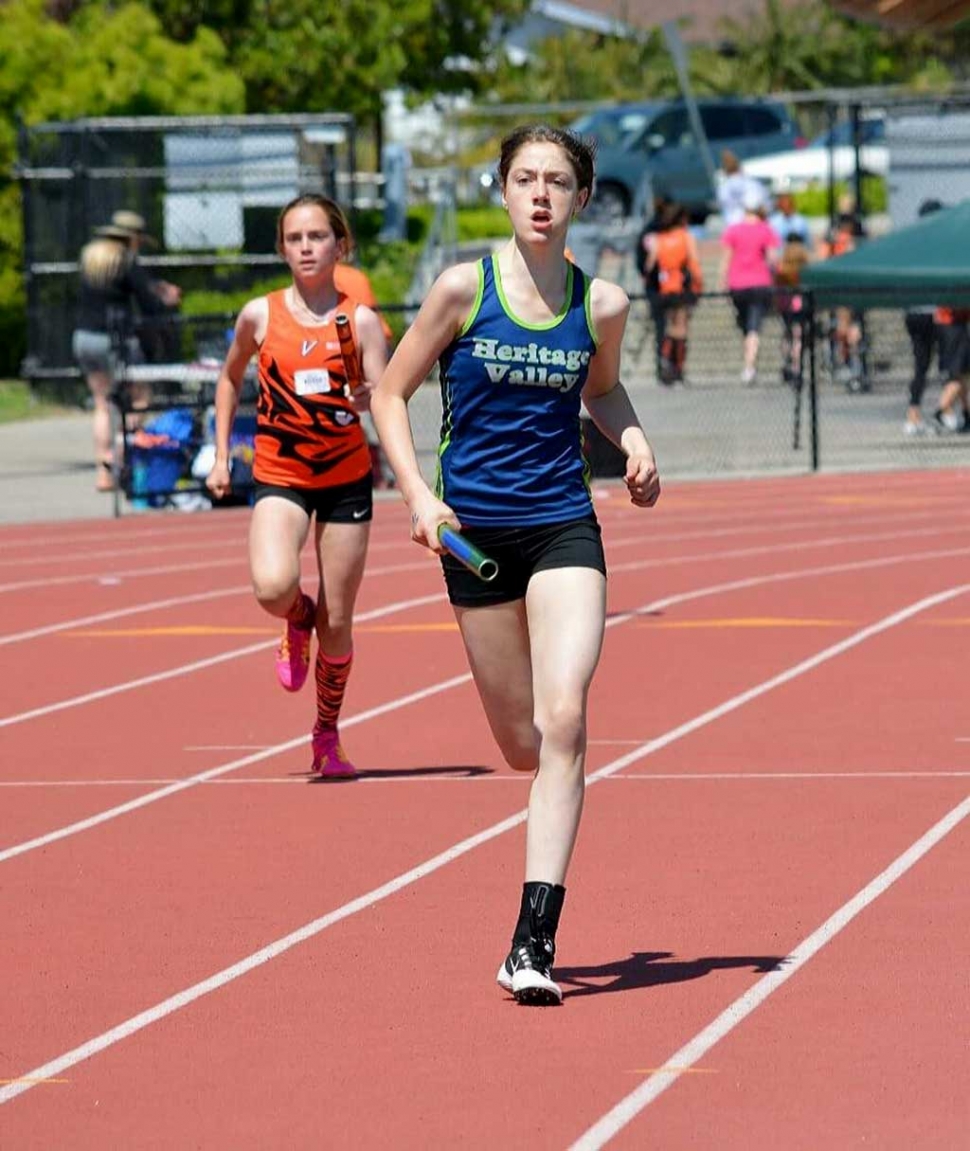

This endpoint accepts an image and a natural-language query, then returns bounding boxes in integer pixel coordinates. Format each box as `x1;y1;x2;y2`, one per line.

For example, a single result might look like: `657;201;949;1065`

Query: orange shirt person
335;262;393;344
206;194;388;779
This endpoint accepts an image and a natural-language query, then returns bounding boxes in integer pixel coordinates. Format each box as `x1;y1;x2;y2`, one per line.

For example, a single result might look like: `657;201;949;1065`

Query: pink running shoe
311;728;357;779
275;601;314;692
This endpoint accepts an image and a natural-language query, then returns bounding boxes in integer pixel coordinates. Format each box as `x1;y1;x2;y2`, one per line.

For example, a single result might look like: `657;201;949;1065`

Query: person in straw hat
71;211;181;490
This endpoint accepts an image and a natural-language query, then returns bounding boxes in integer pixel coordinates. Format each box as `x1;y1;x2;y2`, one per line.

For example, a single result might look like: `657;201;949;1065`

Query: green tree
489;27;677;105
705;0;955;93
229;0;529;124
0;0;245;376
139;0;530;122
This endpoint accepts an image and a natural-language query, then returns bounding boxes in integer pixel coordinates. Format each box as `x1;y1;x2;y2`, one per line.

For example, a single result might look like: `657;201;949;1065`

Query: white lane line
608;523;970;575
1;547;968;845
0;520;248;551
0;641;276;729
591;586;970;783
0;538;240;569
1;770;968;788
0;592;445;729
608;545;970;629
0;554;434;596
4;540;970;726
0;555;247;593
603;506;970;554
568;793;970;1151
0;584;255;647
183;745;274;751
1;584;965;1105
2;519;966;597
609;771;970;780
2;522;968;650
0;672;473;865
0;529;410;571
1;476;962;560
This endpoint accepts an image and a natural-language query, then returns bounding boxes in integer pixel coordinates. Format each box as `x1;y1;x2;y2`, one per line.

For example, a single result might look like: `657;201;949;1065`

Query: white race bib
294;368;331;396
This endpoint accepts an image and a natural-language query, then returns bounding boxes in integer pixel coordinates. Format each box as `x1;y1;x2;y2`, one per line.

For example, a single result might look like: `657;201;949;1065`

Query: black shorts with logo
441;515;606;608
939;322;970;380
253;473;373;523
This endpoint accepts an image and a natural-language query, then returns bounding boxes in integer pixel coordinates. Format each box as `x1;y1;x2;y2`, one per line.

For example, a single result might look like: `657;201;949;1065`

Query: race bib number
294;369;331;396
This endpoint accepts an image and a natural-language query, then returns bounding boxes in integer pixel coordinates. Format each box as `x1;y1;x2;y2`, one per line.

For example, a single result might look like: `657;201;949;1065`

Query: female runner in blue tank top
371;124;661;1006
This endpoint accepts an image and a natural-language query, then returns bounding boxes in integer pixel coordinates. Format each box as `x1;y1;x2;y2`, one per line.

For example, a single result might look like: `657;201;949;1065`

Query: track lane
0;563;966;1141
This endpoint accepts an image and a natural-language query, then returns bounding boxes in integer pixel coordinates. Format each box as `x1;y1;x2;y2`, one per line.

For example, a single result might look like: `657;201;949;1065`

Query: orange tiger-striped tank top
253;290;370;489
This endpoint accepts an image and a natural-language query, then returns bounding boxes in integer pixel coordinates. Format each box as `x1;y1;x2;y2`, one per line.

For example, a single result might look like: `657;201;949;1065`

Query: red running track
1;469;968;1149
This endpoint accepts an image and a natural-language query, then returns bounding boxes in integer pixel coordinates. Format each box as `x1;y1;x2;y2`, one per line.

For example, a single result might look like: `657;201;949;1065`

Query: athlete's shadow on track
556;951;787;998
304;764;493;784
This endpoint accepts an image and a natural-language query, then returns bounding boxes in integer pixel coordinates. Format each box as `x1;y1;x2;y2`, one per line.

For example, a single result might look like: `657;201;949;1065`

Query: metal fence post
807;290;820;471
15;116;38;380
826;102;838;237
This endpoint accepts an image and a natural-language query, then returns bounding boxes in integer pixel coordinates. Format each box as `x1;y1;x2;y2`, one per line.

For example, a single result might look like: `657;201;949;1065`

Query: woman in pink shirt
719;188;782;385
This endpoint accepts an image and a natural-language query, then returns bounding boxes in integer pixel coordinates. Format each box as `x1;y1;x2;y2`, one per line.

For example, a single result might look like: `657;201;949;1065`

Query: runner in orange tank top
207;194;388;778
645;202;702;384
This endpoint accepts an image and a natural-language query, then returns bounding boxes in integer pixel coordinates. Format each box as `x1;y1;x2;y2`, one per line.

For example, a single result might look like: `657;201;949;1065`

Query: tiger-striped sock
314;648;353;731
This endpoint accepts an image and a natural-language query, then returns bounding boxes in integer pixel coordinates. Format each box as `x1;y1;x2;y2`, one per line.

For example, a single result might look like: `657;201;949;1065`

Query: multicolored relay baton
438;525;499;582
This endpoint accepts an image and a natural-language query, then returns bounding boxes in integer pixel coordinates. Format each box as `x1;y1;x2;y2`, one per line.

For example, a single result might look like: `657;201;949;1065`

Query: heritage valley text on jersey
471;338;592;392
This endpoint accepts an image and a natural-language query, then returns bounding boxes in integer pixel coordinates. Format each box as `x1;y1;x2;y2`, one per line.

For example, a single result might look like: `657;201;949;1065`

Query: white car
743;117;887;192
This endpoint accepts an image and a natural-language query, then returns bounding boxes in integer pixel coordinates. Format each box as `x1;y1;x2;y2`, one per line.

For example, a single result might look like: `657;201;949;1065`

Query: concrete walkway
0;412;119;525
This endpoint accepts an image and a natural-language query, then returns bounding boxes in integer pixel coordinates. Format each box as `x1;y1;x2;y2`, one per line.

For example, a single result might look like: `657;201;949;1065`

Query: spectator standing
903;200;944;436
716;150;767;228
634;193;670;379
71;211;181;491
932;306;970;433
645;202;703;385
816;213;866;389
719;188;782;385
769;193;809;243
773;230;811;386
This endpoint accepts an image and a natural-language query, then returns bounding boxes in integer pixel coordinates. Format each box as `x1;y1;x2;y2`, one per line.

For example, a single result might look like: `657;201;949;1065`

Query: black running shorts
253;473;373;523
731;288;772;335
441;515;606;608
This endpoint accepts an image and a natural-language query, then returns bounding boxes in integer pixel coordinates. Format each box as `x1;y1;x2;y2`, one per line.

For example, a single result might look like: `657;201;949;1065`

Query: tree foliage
2;0;969;380
490;1;968;106
706;0;954;93
0;0;244;374
137;0;530;122
489;28;678;104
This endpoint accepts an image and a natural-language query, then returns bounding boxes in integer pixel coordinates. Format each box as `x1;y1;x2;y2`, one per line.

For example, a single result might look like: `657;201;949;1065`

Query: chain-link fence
17;113;359;387
18;93;970;489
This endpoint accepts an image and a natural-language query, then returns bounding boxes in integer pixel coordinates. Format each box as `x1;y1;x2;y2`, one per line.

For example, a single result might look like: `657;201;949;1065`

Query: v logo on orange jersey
301;339;318;357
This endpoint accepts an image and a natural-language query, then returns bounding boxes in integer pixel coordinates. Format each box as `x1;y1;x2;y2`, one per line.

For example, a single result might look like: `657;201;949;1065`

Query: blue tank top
436;255;599;526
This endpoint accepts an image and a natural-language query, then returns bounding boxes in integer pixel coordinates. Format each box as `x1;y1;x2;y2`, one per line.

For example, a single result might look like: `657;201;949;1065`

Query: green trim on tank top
583;276;600;347
491;254;574;332
457;261;486;338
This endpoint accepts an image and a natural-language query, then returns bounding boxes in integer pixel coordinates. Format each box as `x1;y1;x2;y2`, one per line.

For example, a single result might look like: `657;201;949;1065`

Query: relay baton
334;312;362;396
438;525;499;583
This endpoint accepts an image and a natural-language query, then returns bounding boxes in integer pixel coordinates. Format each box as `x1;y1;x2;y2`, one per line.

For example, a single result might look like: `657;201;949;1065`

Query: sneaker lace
534;934;555;978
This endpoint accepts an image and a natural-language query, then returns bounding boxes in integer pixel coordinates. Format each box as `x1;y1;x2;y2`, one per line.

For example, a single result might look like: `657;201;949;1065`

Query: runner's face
280;205;344;279
502;142;587;242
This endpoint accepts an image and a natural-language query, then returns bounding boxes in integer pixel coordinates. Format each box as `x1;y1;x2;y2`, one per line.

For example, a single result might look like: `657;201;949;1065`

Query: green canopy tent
801;199;970;309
